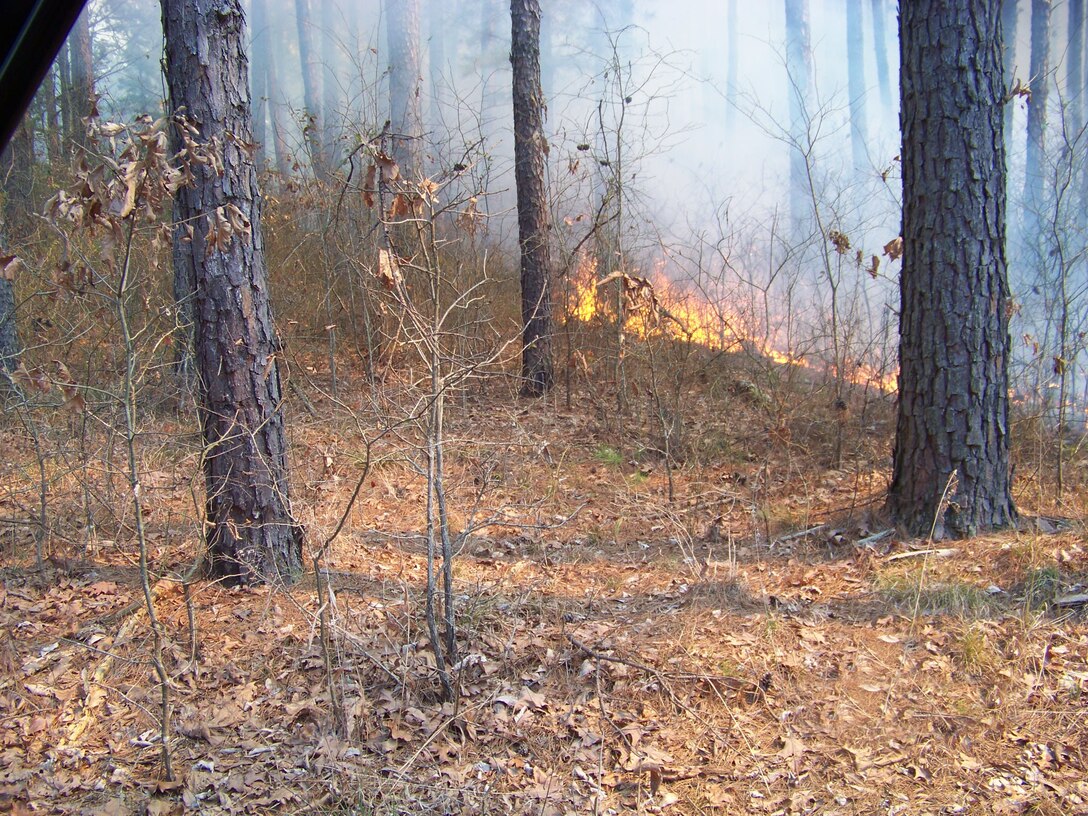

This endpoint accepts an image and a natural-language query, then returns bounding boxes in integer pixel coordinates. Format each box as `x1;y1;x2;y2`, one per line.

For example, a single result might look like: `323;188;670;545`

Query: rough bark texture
889;0;1017;537
846;0;867;173
386;0;423;180
67;7;95;151
294;0;327;179
511;0;553;395
784;0;812;242
161;0;304;584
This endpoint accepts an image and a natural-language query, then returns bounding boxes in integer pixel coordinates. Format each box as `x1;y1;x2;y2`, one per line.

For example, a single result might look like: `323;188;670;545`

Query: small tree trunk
511;0;553;395
162;0;304;584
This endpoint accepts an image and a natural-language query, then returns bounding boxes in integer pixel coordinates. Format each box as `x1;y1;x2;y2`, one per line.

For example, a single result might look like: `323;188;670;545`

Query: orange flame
566;252;898;394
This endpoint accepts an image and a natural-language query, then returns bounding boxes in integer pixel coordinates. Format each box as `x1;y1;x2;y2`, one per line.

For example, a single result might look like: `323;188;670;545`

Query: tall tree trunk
249;0;270;169
1002;0;1018;142
67;7;95;151
161;0;304;585
321;0;340;169
846;0;868;173
889;0;1016;537
511;0;553;396
1069;0;1083;133
295;0;327;180
266;53;292;180
42;67;61;165
386;0;423;180
726;0;739;127
870;0;892;112
784;0;812;243
0;119;32;372
1023;0;1050;235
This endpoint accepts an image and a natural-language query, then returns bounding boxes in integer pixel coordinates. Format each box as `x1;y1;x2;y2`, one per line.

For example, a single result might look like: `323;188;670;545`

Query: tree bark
295;0;327;180
846;0;867;173
161;0;304;584
784;0;812;243
889;0;1017;537
67;7;95;151
511;0;553;396
386;0;423;180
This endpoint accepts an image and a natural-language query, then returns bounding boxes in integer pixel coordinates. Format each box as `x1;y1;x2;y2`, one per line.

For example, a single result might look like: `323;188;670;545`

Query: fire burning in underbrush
564;252;898;394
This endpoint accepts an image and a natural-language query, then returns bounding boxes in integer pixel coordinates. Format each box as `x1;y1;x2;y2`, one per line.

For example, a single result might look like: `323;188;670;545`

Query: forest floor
0;350;1086;815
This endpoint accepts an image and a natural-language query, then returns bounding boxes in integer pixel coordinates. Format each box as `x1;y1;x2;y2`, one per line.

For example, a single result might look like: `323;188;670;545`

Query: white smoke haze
82;0;1085;414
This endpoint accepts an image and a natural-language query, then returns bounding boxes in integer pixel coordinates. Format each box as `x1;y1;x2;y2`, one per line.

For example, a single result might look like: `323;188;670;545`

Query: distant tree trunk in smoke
784;0;812;243
870;0;892;112
321;0;340;169
295;0;327;180
428;0;448;135
889;0;1016;537
161;0;304;585
1023;0;1050;237
1002;0;1018;141
511;0;553;396
67;7;95;151
726;0;738;127
846;0;867;173
249;0;270;169
386;0;423;180
1070;0;1084;133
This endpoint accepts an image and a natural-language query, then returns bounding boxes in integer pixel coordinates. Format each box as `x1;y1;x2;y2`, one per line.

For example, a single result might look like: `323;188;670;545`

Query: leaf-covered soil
1;362;1087;815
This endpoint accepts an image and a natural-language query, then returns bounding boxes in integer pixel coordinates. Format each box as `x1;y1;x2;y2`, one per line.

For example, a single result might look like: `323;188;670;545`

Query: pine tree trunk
846;0;867;173
321;0;340;169
1023;0;1050;234
1070;0;1084;133
870;0;892;111
249;0;270;169
511;0;553;396
295;0;327;179
161;0;304;584
266;53;293;180
726;0;739;127
2;113;34;374
67;7;95;151
784;0;812;243
1002;0;1018;142
386;0;423;180
889;0;1017;537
